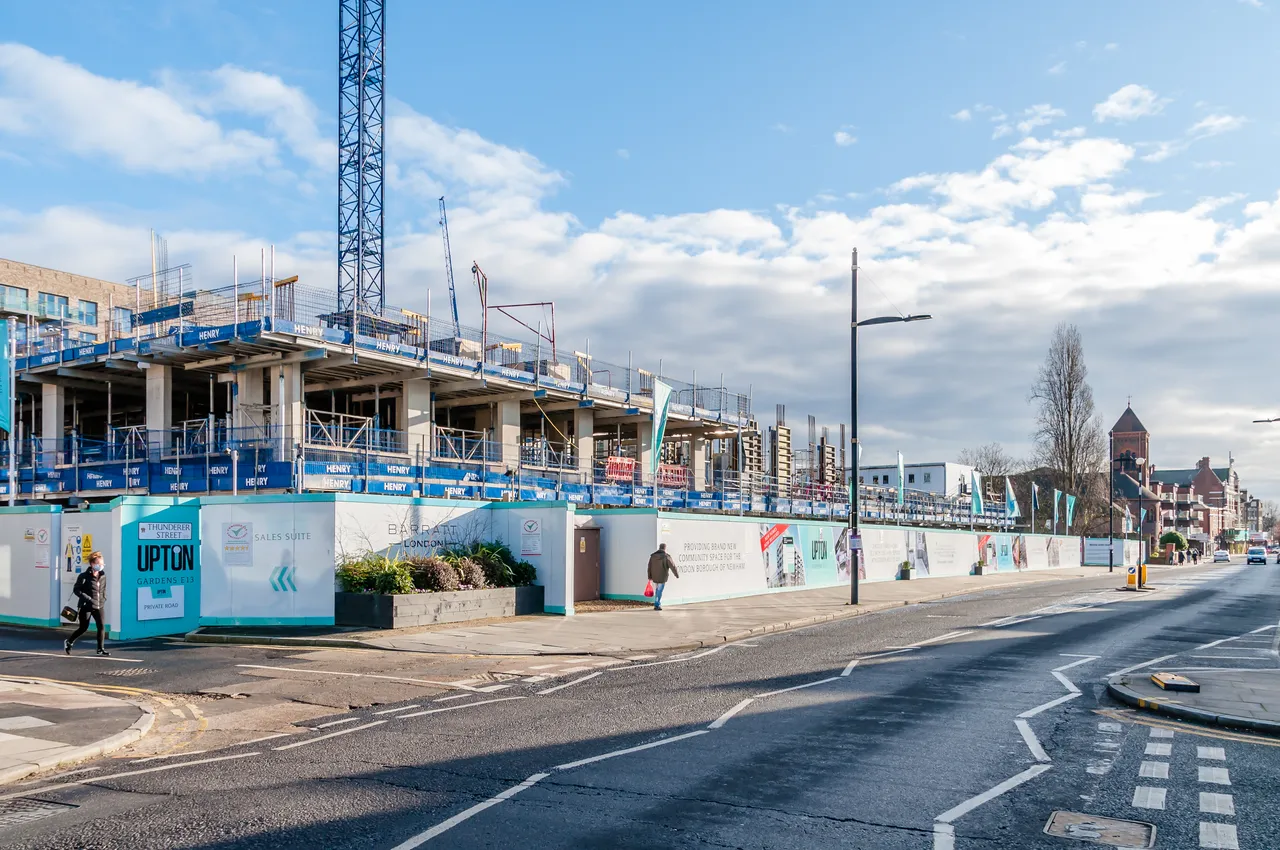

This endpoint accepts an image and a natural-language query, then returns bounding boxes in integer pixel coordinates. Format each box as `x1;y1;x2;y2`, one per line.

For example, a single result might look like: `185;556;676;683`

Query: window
78;300;98;326
112;306;133;335
908;473;916;484
37;292;69;319
923;472;932;483
872;475;880;484
858;476;864;484
77;331;98;343
0;284;27;311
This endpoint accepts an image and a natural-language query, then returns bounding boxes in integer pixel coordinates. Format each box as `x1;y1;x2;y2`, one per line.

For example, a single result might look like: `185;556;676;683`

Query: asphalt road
3;559;1278;850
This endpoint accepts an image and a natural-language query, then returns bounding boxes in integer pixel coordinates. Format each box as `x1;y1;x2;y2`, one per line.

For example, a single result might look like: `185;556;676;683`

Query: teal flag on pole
896;452;905;505
1065;494;1076;529
650;379;672;479
0;321;10;435
1052;489;1062;528
971;470;984;515
1005;477;1020;518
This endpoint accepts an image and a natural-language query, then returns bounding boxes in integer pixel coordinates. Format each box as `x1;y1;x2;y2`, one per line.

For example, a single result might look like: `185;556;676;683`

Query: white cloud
1105;42;1119;51
1093;84;1168;122
1239;0;1263;7
1017;104;1066;135
834;130;857;147
1189;113;1247;137
771;122;793;133
0;42;279;174
951;109;972;122
1048;61;1067;75
616;148;630;160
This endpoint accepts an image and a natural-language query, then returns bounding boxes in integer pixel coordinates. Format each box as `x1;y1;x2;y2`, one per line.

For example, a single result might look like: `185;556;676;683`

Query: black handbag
61;605;78;622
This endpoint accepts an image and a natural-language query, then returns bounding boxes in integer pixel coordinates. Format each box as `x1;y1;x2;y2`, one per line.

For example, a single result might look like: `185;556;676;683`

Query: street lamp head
903;314;933;323
854;314;935;328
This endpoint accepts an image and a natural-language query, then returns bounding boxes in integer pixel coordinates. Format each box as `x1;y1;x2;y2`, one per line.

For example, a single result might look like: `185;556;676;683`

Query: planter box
336;585;545;630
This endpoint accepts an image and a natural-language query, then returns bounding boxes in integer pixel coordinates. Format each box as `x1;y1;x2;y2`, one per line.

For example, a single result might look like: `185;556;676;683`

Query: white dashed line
907;630;973;648
1199;822;1239;849
1098;722;1122;733
1198;746;1226;761
1106;654;1178;678
1050;671;1081;695
841;659;859;677
932;764;1051;847
1018;693;1080;719
537;672;602;695
1196;637;1240;650
1144;742;1172;757
1199;766;1231;785
398;697;525;718
1199;792;1235;815
387;772;551;849
1139;761;1169;779
1052;655;1099;672
433;694;471;703
312;717;361;729
373;704;421;715
0;752;261;803
709;699;754;729
1014;719;1050;763
1149;728;1174;739
756;677;841;699
475;684;512;693
1131;786;1166;810
553;730;710;771
273;720;386;750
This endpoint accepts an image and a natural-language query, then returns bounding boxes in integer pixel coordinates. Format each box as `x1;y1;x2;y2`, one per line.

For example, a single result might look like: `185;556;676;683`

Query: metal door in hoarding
574;528;600;602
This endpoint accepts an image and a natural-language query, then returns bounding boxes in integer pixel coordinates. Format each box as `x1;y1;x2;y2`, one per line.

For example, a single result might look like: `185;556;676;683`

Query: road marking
0;752;261;802
1145;742;1172;756
1149;728;1174;739
388;772;551;849
186;703;203;719
1249;624;1278;633
1196;637;1240;650
709;699;754;729
933;822;955;850
313;717;361;729
1106;654;1178;678
1198;746;1226;761
1131;785;1167;810
1094;740;1121;751
1199;792;1235;815
626;646;726;669
553;729;710;771
907;630;973;648
557;666;592;674
1018;693;1080;719
1190;655;1270;660
17;766;100;785
1053;655;1099;672
0;648;143;664
273;720;386;750
1051;671;1081;695
397;697;526;718
933;764;1051;828
1199;822;1239;849
625;655;656;661
169;708;185;718
1014;719;1050;762
841;659;859;677
234;664;480;691
1098;722;1122;733
522;676;548;684
757;676;841;699
373;705;421;715
132;750;209;763
526;664;558;670
537;672;601;695
1199;766;1231;785
475;684;512;693
1086;759;1112;775
433;694;471;703
239;732;293;745
1139;761;1169;779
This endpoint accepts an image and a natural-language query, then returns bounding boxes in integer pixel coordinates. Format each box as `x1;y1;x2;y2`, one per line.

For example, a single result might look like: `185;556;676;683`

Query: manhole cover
0;798;77;829
1044;811;1155;847
99;667;158;677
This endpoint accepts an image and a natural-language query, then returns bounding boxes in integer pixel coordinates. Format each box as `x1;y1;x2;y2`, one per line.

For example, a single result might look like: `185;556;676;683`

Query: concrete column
637;419;653;482
272;363;303;457
234;366;264;431
41;382;65;464
498;399;521;469
146;364;172;453
574;407;594;478
401;378;432;456
690;434;708;492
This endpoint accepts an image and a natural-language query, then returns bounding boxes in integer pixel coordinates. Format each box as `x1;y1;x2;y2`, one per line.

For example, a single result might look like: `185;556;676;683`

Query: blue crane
439;196;462;337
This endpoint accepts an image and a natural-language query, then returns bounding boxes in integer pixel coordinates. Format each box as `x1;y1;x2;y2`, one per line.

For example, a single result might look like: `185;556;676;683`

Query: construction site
0;0;1011;533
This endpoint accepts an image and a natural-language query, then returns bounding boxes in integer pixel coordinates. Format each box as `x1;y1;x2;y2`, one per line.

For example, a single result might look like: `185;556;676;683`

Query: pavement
1110;670;1280;735
190;564;1116;655
0;677;153;784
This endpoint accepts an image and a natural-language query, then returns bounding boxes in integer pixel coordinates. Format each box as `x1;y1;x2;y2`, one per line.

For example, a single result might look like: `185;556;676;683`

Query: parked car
1213;550;1231;563
1247;547;1267;565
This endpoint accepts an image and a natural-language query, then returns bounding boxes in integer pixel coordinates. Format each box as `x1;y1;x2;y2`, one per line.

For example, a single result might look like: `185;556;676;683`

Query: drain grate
0;798;77;829
99;667;159;677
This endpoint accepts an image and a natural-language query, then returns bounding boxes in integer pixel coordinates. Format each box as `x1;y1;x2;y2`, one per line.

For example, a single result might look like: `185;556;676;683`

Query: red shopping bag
643;580;655;598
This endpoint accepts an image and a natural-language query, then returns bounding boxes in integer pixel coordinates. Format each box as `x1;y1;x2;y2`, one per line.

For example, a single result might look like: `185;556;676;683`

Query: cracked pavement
3;560;1279;849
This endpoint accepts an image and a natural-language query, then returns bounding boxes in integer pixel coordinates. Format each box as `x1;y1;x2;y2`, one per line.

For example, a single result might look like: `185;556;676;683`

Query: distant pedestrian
647;543;680;611
65;551;109;656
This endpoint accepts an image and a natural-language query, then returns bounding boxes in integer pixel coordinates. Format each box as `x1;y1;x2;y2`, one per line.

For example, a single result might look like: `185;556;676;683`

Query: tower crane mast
439;197;462;337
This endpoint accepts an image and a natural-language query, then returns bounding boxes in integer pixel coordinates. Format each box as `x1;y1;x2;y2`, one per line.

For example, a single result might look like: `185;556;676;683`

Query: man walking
647;542;679;611
65;551;109;656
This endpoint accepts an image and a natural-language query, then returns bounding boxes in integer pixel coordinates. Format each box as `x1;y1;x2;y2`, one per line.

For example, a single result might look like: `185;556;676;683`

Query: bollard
1127;564;1138;590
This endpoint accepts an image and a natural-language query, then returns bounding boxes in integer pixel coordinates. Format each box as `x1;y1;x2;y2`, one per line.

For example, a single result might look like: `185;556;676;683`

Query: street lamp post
1108;430;1114;574
849;247;931;605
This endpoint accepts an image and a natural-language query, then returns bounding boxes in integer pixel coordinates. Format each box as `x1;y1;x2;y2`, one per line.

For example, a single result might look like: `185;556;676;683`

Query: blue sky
4;1;1280;495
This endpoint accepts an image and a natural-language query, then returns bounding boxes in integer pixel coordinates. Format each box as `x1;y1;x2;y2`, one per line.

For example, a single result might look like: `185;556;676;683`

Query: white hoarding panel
0;508;61;627
861;527;906;582
920;530;978;578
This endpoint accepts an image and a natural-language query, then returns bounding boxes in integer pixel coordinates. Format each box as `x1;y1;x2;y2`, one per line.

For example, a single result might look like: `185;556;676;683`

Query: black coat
73;569;105;611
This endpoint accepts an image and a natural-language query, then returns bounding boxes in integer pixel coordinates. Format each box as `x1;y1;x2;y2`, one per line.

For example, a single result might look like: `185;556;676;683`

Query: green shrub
408;555;460;592
371;561;414;595
510;559;537;587
1159;531;1188;550
466;541;517;586
336;559;374;593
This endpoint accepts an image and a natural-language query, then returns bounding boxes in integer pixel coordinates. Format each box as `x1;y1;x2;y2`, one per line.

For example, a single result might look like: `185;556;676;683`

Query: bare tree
957;442;1020;477
1029;323;1107;527
1260;499;1280;535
